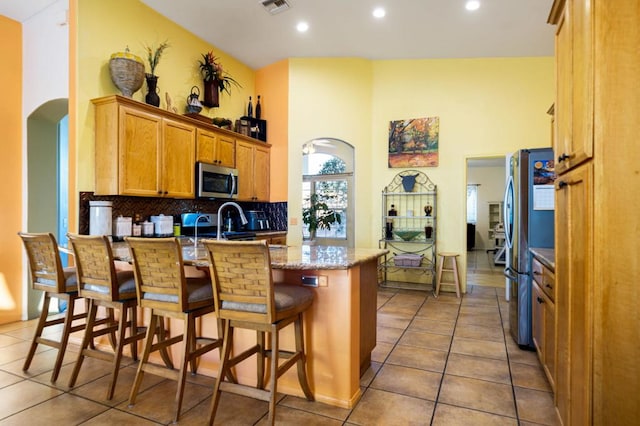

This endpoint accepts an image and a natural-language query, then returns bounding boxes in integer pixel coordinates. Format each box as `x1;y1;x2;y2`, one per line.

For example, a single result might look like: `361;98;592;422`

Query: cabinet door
553;0;594;174
253;144;270;201
532;281;546;360
119;106;162;196
162;118;196;198
216;134;236;168
235;140;254;200
196;128;216;164
555;163;593;425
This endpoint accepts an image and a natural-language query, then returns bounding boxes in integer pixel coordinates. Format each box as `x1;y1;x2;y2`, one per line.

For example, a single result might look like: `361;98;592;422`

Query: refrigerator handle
503;176;514;249
503;266;518;281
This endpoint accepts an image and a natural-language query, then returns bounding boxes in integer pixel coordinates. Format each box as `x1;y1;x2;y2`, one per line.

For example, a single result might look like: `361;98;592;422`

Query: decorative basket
109;51;145;97
393;253;423;267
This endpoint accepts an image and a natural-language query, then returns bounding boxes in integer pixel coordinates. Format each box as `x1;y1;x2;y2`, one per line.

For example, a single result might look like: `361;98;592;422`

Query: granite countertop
112;241;388;270
530;248;555;271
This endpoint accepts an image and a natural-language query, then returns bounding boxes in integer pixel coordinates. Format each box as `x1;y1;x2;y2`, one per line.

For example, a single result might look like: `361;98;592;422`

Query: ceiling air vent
260;0;291;15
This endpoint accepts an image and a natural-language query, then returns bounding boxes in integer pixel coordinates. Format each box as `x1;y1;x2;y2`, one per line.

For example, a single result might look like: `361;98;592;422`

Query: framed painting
388;116;439;168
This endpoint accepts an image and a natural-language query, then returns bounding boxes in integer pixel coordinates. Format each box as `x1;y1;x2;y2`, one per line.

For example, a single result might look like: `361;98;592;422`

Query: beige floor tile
70;365;165;406
359;361;381;387
432;402;518;425
376;325;404;344
370;341;393;363
376;313;412;330
80;408;162;425
256;405;344;425
454;323;505;342
0;341;53;366
30;354;113;390
430;293;463;305
0;335;23;348
0;370;23;388
510;361;552;392
0;393;108;425
457;311;503;327
280;395;352;422
0;380;64;418
371;363;441;401
398;330;452;352
505;339;540;366
348;388;435;425
180;391;269;426
451;336;507;360
408;318;455;336
117;378;211;424
445;352;511;384
377;304;421;317
439;374;516;418
417;303;460;322
386;344;448;373
514;386;561;425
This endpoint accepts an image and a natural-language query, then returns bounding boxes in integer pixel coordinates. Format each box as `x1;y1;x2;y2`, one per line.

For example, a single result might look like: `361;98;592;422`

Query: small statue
424;205;433;216
165;92;178;113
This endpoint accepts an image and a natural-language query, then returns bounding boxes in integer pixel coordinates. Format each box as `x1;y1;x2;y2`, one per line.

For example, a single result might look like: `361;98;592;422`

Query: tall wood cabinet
236;139;270;201
549;0;640;424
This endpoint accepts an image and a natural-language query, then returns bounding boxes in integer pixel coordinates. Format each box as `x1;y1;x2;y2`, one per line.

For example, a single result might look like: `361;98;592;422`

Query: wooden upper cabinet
196;128;235;168
93;96;196;198
236;139;270;202
162;118;196;198
549;0;594;174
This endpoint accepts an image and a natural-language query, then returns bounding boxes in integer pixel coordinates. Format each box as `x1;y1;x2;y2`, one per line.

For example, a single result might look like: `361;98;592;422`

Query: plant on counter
302;193;342;240
144;40;170;77
198;51;241;95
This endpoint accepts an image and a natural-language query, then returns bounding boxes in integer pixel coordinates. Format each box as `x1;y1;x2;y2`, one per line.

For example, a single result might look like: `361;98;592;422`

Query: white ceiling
2;0;555;70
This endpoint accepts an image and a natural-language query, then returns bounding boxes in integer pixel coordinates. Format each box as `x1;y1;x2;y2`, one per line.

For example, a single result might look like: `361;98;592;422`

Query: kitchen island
113;242;387;408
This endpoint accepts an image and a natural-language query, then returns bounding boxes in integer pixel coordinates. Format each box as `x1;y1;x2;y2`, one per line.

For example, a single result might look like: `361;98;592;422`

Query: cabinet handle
546;284;553;289
558;153;570;162
533;271;542;276
558;181;568;189
537;296;545;304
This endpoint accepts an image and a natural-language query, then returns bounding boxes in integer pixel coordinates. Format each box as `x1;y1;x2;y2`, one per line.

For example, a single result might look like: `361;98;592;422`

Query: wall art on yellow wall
388;116;439;168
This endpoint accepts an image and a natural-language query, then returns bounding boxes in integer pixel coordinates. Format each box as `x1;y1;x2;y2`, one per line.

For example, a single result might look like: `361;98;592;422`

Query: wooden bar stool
434;252;461;298
203;239;315;426
125;237;225;423
66;234;146;400
17;232;89;383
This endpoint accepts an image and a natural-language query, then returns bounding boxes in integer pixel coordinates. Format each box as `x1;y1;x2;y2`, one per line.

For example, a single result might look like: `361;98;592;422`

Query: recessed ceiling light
296;21;309;32
465;1;481;11
373;7;386;19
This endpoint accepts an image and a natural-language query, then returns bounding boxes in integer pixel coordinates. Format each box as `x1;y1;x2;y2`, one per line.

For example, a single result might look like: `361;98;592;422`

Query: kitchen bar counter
110;240;387;408
530;247;555;271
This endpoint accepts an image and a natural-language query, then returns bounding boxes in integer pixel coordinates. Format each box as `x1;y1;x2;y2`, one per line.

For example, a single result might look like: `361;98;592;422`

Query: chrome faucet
217;202;248;240
193;213;210;257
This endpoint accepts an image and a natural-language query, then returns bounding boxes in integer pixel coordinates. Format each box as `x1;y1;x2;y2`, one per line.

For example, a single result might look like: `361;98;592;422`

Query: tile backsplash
79;192;288;235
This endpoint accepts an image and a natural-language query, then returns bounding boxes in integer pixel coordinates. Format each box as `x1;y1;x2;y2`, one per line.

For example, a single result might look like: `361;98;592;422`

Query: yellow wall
0;15;23;323
76;0;256;192
287;58;374;246
288;56;554;289
256;59;289;202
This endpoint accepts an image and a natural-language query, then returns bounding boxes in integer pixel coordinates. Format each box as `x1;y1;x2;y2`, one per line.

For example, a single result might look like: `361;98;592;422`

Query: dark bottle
255;95;262;119
247;96;253;118
388;204;397;216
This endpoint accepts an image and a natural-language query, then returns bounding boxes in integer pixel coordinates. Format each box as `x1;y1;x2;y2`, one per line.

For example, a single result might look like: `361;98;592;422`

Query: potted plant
144;40;170;107
302;193;342;241
199;51;241;107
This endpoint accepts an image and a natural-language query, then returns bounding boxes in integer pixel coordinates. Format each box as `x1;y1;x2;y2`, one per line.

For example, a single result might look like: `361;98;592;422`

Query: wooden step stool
434;252;461;298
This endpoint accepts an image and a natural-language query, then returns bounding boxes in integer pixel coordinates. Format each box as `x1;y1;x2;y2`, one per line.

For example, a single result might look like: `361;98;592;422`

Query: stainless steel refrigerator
503;148;555;348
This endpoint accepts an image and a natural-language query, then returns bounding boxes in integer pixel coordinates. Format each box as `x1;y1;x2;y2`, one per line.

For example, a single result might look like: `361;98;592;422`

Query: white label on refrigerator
533;185;555;210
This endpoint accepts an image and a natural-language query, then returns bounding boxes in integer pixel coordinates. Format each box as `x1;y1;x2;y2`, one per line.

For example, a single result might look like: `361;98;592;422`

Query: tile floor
0;271;559;425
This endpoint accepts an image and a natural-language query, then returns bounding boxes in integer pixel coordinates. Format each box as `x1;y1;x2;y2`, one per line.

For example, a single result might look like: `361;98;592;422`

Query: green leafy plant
145;41;170;76
199;51;241;95
302;193;342;239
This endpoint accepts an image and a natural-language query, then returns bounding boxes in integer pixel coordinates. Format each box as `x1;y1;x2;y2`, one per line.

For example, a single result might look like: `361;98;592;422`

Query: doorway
466;156;506;288
26;99;69;318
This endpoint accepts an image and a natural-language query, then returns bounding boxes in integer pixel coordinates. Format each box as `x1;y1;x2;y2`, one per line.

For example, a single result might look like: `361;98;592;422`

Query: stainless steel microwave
196;162;238;199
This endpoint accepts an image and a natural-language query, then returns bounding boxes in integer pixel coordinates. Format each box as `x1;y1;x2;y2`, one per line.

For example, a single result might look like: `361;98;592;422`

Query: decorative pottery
186;86;203;113
424;205;433;216
145;74;160;107
401;174;418;192
108;50;145;97
203;79;219;107
425;226;433;239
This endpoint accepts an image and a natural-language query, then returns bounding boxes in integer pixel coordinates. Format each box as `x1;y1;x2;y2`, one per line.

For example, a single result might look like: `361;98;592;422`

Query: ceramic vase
145;74;160;107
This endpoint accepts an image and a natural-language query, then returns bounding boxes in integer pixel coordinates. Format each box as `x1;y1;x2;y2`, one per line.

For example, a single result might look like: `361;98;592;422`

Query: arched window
302;138;354;247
